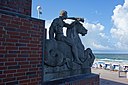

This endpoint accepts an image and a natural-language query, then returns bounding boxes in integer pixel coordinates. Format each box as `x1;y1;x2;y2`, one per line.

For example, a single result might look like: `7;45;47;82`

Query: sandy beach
92;68;128;85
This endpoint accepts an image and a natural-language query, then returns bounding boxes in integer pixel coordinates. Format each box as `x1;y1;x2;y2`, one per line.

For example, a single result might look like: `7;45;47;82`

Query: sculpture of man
49;10;82;65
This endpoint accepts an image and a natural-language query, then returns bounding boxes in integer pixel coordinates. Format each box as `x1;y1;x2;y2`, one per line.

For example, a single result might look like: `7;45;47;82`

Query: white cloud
45;20;53;39
92;42;112;50
81;21;112;50
110;0;128;50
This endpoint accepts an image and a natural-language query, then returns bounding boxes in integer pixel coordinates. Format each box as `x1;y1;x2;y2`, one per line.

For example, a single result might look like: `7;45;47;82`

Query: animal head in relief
71;20;87;36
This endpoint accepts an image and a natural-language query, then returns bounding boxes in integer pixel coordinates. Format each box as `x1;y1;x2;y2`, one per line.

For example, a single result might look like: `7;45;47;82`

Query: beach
92;68;128;85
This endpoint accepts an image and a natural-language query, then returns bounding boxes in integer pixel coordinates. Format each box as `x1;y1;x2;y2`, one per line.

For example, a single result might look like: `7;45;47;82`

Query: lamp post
37;6;42;19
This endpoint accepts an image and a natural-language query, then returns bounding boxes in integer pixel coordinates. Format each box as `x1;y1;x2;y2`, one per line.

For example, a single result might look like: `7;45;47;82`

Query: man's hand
76;18;84;22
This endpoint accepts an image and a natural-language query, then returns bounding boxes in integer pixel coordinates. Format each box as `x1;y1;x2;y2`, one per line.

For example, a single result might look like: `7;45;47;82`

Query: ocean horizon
94;53;128;64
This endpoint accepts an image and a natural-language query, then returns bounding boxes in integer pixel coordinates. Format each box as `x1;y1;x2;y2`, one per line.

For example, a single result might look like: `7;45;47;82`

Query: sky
32;0;128;53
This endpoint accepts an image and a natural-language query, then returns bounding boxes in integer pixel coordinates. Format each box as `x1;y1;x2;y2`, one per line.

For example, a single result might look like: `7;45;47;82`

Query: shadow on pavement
100;78;128;85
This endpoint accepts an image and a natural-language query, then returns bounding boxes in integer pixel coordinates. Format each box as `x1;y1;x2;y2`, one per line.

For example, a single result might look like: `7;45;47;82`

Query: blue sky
32;0;128;53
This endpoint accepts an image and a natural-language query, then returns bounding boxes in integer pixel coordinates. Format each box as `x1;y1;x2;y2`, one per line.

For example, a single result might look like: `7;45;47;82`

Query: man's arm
64;22;70;28
67;17;84;22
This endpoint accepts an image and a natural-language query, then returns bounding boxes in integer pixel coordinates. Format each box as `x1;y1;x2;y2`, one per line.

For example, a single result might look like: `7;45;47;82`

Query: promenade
92;68;128;85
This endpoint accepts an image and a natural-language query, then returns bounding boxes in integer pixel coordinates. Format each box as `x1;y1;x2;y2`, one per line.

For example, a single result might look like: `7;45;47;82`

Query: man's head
60;10;68;19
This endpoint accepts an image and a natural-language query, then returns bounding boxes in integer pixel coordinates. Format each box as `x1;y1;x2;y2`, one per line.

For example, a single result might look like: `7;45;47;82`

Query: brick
27;82;38;85
22;37;32;41
7;31;20;35
13;17;21;21
27;44;38;47
7;58;15;61
28;68;38;72
27;58;38;61
19;79;30;84
15;58;27;61
16;43;27;47
36;70;42;75
30;78;37;82
17;69;28;73
4;70;16;74
0;26;3;29
3;42;15;46
10;35;21;39
31;34;40;38
36;77;41;81
4;24;17;32
0;18;11;23
0;74;6;78
6;74;14;77
5;54;17;57
1;15;13;20
0;21;6;26
6;47;18;50
8;50;20;54
6;38;18;43
11;21;22;25
18;62;29;65
0;50;6;54
8;65;20;69
20;51;31;54
21;18;30;23
21;65;31;69
27;30;34;34
3;34;9;38
0;54;5;58
0;58;7;62
14;73;25;77
23;23;32;27
30;61;39;64
0;38;5;42
0;35;2;38
19;40;29;43
0;30;5;34
29;54;40;57
6;81;18;85
20;33;30;36
0;62;4;66
30;41;39;44
0;66;7;70
17;76;28;80
18;54;29;57
3;77;16;82
30;47;39;50
20;26;30;30
26;71;36;76
31;21;39;25
5;62;17;66
7;24;19;28
0;83;4;85
0;70;3;74
32;38;39;41
19;47;29;50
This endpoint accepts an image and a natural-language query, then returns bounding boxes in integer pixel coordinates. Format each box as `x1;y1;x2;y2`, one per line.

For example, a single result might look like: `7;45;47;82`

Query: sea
94;54;128;64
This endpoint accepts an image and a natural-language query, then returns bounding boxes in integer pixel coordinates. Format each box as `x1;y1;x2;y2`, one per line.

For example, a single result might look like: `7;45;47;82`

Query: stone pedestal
43;73;99;85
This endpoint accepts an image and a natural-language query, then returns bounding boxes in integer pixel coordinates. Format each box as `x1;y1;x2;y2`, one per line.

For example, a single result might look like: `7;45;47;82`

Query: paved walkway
92;68;128;85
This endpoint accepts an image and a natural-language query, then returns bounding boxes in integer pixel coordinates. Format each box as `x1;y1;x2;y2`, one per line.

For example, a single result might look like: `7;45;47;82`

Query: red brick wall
0;0;32;16
0;10;45;85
